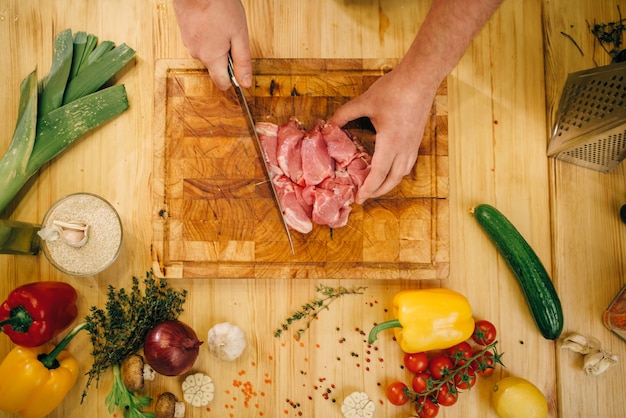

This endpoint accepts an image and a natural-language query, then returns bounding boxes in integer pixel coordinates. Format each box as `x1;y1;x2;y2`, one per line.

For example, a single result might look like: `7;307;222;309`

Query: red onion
143;319;203;376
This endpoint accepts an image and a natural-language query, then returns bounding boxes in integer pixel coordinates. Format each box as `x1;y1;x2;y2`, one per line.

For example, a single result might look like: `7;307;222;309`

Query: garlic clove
559;333;601;354
583;349;619;376
37;226;61;242
559;333;590;354
52;220;89;247
561;332;619;376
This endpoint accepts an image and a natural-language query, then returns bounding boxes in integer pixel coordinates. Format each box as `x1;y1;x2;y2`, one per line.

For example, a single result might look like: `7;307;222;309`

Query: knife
227;55;295;254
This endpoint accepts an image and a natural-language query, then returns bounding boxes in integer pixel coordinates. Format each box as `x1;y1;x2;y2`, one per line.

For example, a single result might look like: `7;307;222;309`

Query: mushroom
155;392;185;418
207;322;246;361
121;354;156;392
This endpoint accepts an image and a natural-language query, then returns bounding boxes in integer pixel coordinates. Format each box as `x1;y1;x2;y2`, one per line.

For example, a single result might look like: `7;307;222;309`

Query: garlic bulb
341;391;375;418
207;322;246;361
182;372;214;407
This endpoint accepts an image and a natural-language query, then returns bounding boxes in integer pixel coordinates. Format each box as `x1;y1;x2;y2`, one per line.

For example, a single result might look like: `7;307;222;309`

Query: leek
39;28;73;115
0;29;135;215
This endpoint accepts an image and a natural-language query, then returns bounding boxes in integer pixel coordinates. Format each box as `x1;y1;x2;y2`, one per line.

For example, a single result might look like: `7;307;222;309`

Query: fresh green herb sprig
81;270;187;401
275;284;366;340
105;364;154;418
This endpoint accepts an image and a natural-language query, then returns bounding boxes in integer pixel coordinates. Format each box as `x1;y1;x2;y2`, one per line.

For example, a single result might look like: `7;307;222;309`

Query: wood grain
1;1;625;417
543;2;626;416
152;59;449;279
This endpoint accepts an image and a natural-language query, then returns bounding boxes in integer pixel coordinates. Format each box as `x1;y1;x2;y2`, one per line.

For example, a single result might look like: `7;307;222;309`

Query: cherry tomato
445;341;473;366
471;351;495;376
436;383;458;407
416;396;439;418
386;381;409;406
472;320;497;345
404;351;429;374
412;371;432;393
428;354;454;379
454;367;477;390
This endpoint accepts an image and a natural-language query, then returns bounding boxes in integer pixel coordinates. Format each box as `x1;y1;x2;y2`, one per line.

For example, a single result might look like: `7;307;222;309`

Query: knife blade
227;55;295;254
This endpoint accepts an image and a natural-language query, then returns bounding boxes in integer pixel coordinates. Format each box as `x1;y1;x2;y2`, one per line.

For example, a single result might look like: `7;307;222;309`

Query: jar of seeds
39;193;122;276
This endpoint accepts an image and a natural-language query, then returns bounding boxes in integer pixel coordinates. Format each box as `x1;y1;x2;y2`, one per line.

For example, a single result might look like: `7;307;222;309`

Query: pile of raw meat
255;118;371;234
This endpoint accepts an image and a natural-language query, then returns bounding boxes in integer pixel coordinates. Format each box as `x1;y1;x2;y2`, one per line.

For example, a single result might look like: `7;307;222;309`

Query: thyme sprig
81;270;187;401
275;284;367;340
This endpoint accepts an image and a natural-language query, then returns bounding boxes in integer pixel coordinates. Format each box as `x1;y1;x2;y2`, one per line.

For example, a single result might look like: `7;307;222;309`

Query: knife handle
227;53;240;87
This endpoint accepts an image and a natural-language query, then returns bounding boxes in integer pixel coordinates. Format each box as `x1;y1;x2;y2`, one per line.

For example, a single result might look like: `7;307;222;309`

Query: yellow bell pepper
0;326;80;418
368;288;475;353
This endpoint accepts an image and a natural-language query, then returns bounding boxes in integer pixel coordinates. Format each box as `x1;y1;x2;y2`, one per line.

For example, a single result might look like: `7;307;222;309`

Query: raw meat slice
273;175;313;234
255;122;282;177
255;118;371;233
321;123;358;167
277;119;304;183
301;122;335;186
311;188;352;229
346;153;372;188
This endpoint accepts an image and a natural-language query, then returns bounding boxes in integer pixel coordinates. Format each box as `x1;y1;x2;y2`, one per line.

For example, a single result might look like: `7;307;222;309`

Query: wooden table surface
1;1;625;417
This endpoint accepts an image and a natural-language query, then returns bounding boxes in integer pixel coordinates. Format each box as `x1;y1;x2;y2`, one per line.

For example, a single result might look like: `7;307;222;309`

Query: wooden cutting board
152;59;449;279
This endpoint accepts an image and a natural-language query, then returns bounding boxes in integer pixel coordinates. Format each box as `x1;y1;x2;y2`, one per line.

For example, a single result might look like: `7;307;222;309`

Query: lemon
491;376;548;418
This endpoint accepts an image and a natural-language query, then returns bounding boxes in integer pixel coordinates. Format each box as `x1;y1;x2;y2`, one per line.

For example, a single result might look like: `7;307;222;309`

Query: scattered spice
274;284;367;340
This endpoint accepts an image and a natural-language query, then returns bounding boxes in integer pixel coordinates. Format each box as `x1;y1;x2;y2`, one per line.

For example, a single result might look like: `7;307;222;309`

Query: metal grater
547;61;626;172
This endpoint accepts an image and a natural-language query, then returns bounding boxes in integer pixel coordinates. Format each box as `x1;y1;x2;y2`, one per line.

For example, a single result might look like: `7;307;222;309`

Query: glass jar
40;193;122;276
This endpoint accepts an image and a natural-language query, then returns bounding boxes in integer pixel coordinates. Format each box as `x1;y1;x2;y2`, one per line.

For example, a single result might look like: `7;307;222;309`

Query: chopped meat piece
346;153;372;188
256;118;371;233
277;119;305;184
255;122;282;178
273;175;313;234
311;188;353;229
321;123;358;167
301;122;335;186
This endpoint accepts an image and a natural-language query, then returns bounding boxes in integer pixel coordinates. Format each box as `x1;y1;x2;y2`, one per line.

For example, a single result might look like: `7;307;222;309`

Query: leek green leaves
0;29;135;215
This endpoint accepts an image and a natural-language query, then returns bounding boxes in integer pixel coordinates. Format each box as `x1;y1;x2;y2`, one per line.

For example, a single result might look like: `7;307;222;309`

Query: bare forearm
398;0;504;86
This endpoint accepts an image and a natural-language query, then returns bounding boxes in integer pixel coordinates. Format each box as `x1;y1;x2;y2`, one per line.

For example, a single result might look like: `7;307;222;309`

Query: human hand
329;67;439;204
173;0;252;90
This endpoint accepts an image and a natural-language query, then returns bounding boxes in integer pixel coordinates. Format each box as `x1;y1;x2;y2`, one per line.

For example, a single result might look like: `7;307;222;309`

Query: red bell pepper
0;281;78;347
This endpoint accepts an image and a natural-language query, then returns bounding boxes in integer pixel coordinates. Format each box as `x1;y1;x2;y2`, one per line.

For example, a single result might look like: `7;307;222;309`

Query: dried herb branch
81;271;187;401
275;284;367;340
560;31;585;56
587;5;626;63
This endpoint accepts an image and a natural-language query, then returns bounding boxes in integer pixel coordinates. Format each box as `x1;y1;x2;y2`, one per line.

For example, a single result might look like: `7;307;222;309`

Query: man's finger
355;152;392;204
328;95;368;128
230;34;252;88
205;53;231;91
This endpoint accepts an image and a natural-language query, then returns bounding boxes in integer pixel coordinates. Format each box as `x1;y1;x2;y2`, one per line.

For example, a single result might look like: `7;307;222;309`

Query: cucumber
472;204;563;340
